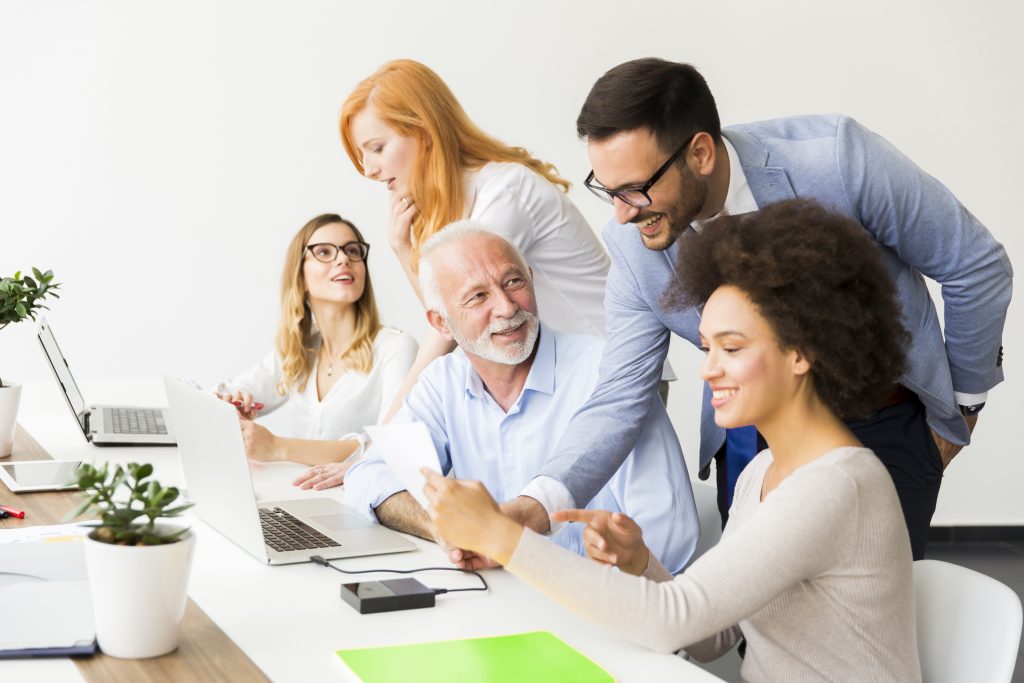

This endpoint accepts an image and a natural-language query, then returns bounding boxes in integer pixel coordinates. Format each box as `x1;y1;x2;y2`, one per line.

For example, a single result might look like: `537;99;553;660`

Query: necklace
323;344;335;378
322;335;351;379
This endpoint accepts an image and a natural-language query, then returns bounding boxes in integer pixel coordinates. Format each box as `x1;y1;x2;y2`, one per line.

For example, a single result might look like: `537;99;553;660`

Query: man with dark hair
502;57;1012;560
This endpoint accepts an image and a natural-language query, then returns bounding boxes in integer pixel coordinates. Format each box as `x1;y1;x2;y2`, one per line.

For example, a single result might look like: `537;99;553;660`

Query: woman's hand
421;469;523;566
239;420;281;461
216;389;261;420
445;546;502;571
292;461;352;490
550;509;650;576
387;191;418;257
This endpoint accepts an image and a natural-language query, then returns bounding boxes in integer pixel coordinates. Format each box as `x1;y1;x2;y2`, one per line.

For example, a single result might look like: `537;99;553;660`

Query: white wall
1;0;1019;524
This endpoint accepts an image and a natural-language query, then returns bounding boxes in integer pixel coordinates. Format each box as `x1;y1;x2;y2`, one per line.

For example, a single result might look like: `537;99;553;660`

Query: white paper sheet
364;422;442;511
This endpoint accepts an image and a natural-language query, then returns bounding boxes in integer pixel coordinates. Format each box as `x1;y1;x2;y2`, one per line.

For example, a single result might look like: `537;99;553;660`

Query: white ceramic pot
83;527;195;659
0;382;22;458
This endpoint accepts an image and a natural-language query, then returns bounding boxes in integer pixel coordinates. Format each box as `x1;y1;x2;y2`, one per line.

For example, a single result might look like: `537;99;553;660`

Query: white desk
3;379;723;682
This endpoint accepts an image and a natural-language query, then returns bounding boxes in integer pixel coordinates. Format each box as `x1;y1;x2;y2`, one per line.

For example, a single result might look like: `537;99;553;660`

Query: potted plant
0;267;60;457
69;462;195;659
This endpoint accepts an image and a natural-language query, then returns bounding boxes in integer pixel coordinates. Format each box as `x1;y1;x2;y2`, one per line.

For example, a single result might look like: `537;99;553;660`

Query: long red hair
339;59;569;270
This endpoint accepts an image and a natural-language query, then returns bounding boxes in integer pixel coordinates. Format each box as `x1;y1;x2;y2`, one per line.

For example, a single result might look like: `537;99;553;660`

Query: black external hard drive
340;578;436;614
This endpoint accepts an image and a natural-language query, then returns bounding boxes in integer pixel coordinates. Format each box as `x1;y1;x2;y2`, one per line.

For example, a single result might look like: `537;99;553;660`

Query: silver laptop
37;318;175;446
164;376;416;565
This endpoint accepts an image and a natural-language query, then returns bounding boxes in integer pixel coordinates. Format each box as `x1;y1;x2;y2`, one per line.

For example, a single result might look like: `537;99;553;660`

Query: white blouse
217;327;418;441
465;162;609;336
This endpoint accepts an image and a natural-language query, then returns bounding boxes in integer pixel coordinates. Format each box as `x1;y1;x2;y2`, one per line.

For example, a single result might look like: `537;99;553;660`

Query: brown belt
878;383;916;410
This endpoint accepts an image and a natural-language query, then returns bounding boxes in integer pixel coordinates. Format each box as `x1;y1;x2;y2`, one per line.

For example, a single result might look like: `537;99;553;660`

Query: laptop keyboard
106;408;168;435
259;506;341;553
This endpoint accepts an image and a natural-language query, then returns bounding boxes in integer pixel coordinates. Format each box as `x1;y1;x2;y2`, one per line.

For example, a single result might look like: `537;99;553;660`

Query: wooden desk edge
2;425;271;683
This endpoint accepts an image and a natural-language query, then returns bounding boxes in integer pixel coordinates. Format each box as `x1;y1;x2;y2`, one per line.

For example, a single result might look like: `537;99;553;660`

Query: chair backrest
914;559;1022;683
687;482;722;567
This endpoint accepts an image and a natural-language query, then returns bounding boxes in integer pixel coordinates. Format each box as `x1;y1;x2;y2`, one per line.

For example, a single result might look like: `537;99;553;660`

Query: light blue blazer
541;114;1013;507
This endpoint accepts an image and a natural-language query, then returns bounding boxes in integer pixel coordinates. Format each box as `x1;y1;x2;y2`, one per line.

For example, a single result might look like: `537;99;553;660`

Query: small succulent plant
69;462;193;546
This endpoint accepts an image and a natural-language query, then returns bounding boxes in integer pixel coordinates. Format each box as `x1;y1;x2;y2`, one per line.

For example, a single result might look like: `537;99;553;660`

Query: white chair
913;559;1022;683
687;482;723;566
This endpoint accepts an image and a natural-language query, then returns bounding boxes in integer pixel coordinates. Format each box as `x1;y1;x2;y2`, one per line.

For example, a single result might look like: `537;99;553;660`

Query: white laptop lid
37;317;90;435
163;375;268;561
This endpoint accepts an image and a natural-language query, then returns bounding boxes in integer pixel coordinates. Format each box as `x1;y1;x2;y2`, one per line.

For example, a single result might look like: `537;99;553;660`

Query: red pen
0;504;25;519
232;401;265;411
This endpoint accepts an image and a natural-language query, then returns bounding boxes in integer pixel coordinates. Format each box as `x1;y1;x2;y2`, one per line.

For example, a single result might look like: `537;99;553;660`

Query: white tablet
0;460;83;493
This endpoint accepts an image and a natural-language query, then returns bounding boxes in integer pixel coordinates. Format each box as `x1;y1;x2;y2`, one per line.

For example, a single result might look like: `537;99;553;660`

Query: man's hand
500;496;551;534
932;413;979;470
551;509;649;576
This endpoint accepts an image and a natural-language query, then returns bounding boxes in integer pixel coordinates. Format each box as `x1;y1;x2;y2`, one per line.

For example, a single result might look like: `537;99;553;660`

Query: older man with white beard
343;223;699;572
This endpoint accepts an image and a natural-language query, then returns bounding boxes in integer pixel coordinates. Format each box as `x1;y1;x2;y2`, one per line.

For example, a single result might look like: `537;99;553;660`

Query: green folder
336;631;615;683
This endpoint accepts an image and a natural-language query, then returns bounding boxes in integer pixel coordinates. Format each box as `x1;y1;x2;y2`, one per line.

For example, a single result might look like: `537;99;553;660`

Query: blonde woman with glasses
338;59;610;425
216;214;417;474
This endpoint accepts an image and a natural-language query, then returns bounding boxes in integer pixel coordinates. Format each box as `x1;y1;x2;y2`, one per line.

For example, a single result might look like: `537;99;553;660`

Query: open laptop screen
37;318;89;433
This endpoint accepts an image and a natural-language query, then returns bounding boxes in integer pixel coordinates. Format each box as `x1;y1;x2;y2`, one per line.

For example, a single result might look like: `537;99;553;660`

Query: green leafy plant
0;267;60;329
68;462;193;546
1;267;61;388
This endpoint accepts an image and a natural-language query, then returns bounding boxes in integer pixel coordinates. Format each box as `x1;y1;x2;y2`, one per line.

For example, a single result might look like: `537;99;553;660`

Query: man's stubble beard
638;169;708;252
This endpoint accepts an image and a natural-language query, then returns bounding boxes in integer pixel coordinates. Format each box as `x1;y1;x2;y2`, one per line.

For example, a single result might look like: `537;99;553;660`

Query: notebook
0;535;96;657
336;631;613;683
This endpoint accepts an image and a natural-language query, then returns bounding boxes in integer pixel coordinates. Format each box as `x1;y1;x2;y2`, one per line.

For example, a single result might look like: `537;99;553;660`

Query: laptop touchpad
312;514;374;531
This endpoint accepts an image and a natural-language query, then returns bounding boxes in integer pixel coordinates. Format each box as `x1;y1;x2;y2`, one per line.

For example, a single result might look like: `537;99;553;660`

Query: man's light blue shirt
344;324;698;573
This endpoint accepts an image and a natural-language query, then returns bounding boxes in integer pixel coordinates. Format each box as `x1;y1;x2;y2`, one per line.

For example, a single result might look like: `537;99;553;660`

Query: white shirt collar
691;137;759;232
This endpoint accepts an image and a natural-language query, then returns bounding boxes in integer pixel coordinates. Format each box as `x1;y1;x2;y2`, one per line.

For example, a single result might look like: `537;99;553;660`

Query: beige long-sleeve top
507;446;920;682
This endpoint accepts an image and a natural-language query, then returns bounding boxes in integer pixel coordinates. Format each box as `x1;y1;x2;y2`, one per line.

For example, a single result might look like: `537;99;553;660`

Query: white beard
447;309;540;365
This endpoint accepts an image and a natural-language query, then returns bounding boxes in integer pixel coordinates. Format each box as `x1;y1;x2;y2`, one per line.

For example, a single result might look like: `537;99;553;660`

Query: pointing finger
550;508;601;525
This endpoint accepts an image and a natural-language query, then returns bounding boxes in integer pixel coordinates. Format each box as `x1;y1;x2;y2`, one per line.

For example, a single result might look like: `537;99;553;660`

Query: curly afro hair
664;198;909;418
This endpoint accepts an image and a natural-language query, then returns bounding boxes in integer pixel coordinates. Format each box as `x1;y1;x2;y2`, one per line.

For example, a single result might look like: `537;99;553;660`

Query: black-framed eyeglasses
584;133;698;208
305;241;370;263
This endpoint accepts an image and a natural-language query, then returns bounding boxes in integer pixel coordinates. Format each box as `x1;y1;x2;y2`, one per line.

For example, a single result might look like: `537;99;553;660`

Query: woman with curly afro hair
422;199;921;682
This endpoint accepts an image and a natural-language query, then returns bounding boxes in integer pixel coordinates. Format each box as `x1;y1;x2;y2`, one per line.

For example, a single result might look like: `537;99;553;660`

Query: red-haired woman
338;59;609;419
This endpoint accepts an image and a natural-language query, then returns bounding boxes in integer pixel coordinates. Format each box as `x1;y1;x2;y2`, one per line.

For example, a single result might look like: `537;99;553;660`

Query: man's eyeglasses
306;241;370;263
584;133;698;208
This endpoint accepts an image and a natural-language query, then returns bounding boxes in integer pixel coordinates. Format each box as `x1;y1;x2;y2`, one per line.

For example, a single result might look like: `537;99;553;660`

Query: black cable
309;555;488;594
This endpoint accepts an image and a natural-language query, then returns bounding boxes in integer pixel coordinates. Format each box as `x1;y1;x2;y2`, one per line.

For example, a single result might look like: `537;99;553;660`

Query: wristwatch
958;402;985;417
